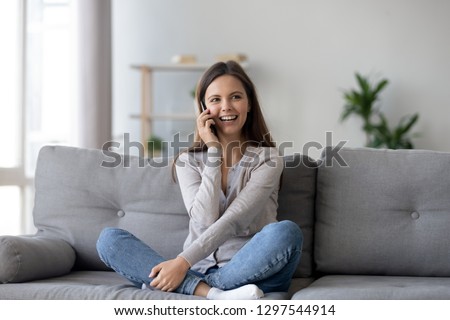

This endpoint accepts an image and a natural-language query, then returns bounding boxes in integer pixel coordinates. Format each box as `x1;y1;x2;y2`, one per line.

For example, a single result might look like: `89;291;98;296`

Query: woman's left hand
149;256;190;292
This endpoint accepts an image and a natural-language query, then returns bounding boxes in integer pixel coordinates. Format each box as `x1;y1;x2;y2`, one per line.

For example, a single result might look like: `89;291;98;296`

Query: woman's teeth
219;115;238;121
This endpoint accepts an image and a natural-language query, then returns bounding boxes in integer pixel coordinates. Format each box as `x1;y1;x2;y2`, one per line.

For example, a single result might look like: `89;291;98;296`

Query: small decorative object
341;72;420;149
215;53;248;63
147;135;164;157
171;55;197;64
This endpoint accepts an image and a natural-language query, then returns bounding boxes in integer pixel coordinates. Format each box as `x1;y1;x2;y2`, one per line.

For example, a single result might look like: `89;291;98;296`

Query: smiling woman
96;61;303;300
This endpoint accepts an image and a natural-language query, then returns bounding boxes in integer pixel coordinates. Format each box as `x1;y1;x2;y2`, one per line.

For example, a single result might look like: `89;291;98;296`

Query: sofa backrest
315;147;450;277
277;154;317;277
34;146;189;271
33;146;317;277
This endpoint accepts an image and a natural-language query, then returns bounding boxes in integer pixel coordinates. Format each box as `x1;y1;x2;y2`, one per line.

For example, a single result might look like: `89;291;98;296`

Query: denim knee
266;220;303;250
96;227;125;262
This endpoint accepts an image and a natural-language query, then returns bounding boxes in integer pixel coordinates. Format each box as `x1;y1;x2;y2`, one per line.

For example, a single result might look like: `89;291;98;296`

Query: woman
96;61;303;299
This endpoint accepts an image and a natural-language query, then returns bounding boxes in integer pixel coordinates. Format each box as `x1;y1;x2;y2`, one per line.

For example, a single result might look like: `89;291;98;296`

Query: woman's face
203;75;249;142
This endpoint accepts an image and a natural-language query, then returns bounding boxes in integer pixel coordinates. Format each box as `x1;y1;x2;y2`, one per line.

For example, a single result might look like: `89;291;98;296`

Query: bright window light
0;0;74;236
0;0;21;168
0;186;21;235
25;0;74;176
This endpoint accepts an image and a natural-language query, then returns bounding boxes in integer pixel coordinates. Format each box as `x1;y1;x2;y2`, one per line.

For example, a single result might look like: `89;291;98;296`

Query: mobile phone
201;101;216;134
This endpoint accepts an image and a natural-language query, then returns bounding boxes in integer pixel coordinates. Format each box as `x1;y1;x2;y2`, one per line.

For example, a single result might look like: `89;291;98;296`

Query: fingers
197;110;213;127
149;273;175;292
149;264;173;291
205;118;216;128
147;258;189;292
199;107;210;116
149;264;161;278
149;272;162;288
160;282;175;292
197;110;219;145
198;107;209;118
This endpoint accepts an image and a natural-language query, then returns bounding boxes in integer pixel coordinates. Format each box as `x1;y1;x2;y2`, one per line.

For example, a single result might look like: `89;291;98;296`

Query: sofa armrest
0;235;76;283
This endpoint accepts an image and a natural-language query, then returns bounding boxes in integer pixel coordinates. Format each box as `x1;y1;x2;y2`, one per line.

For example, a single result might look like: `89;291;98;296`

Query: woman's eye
232;95;242;100
210;98;220;103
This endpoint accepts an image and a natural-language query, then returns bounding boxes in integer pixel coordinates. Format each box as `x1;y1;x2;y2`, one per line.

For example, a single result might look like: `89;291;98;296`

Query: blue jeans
96;220;303;295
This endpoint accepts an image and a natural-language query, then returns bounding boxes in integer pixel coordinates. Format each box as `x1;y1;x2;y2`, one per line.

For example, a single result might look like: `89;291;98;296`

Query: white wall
112;0;450;158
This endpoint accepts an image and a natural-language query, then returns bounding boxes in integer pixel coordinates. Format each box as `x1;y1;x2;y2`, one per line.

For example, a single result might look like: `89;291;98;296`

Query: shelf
131;62;248;72
130;113;196;121
131;64;211;72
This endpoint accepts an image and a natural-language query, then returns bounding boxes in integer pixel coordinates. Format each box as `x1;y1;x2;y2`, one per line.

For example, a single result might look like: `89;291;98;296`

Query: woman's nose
221;98;232;111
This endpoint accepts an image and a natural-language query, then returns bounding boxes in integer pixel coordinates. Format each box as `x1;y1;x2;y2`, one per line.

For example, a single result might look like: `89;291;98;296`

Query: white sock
141;283;154;290
206;284;264;300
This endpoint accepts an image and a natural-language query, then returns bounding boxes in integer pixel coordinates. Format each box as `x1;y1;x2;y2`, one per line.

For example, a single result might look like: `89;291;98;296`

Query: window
26;0;76;176
0;0;24;235
0;1;22;169
0;0;75;235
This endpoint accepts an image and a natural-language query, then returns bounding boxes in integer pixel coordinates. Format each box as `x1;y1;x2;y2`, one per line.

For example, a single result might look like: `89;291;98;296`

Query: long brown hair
172;61;275;180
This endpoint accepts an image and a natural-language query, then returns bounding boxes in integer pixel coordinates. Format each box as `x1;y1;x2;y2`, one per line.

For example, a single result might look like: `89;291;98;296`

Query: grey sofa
1;145;449;299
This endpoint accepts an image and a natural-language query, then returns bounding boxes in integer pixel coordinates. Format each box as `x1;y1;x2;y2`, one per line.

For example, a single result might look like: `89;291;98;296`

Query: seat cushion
0;271;202;299
0;271;290;299
292;275;450;300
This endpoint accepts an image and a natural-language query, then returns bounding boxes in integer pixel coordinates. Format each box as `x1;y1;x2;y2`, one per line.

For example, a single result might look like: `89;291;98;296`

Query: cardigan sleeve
175;148;222;228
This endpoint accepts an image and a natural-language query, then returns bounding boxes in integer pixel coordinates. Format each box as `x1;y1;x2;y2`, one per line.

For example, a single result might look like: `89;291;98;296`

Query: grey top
175;146;283;273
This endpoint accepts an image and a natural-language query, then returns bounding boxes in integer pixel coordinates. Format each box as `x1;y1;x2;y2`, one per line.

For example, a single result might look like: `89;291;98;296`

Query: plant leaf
399;113;419;135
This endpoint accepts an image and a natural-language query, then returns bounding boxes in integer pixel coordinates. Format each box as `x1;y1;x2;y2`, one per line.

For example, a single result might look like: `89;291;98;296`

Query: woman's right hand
197;108;220;148
149;257;190;292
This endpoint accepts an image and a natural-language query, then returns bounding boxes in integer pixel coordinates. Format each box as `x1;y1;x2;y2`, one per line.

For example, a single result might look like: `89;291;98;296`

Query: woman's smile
219;115;238;122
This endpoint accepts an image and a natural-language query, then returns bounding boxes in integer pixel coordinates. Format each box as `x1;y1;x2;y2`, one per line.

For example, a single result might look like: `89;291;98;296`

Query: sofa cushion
292;275;450;300
0;271;202;299
0;270;288;299
0;236;75;283
277;154;317;277
315;147;450;277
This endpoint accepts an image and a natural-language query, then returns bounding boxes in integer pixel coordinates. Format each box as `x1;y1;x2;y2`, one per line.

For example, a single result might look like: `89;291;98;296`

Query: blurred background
1;0;449;235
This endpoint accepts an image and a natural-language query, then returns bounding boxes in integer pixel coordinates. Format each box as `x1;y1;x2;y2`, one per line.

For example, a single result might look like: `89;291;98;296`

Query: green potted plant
341;72;419;149
146;135;164;157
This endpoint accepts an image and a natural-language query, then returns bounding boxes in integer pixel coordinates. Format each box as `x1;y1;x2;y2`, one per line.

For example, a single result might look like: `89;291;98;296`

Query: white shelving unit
130;64;210;148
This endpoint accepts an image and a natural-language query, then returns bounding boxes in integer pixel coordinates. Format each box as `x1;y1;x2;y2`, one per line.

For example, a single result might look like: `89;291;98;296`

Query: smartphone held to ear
201;101;217;134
